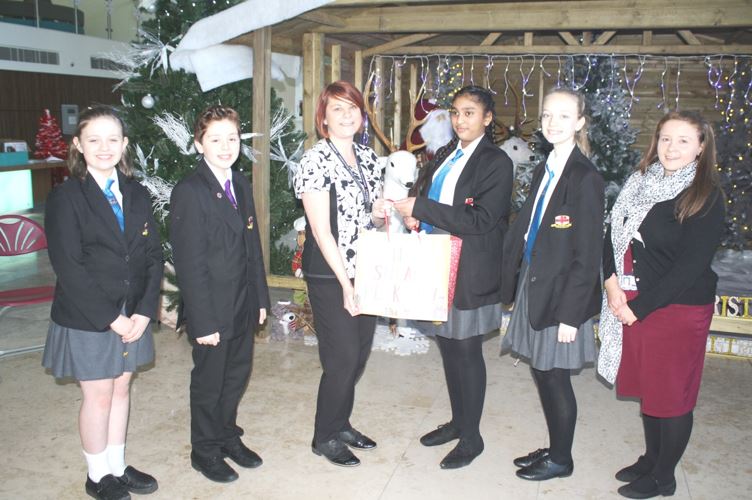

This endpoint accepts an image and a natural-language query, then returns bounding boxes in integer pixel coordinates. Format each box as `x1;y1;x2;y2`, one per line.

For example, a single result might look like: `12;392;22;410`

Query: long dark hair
410;85;496;196
638;110;720;222
68;105;133;180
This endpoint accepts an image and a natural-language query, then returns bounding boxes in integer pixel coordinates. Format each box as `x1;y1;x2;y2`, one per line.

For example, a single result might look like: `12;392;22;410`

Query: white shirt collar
205;159;233;187
455;134;484;159
546;142;576;175
87;167;119;192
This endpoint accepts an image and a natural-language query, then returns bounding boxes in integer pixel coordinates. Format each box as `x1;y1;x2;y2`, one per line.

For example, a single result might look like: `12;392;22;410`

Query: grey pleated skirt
42;320;155;381
501;263;596;370
413;302;503;340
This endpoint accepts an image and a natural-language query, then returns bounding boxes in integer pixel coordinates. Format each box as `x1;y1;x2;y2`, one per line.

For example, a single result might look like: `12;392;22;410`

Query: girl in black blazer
501;88;605;481
43;106;162;500
170;106;270;484
394;86;514;470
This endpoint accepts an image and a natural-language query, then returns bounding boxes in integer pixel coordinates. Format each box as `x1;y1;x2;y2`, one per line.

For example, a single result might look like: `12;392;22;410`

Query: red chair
0;215;54;358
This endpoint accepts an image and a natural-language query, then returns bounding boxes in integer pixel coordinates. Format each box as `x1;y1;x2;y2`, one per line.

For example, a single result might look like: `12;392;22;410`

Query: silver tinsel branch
132;145;173;224
102;29;178;89
268;107;303;186
151;112;195;155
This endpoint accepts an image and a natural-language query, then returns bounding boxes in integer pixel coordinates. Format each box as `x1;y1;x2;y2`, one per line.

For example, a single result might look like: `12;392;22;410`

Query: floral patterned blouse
293;139;383;279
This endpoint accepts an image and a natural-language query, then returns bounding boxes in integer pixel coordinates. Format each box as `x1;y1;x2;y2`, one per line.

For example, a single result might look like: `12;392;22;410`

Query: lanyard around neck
326;139;372;212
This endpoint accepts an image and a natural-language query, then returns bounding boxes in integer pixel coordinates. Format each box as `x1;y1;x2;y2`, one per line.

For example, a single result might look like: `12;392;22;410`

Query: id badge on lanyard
326;139;372;213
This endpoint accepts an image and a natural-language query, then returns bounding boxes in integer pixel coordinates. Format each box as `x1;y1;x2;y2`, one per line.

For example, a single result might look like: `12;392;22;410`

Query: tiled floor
0;214;750;499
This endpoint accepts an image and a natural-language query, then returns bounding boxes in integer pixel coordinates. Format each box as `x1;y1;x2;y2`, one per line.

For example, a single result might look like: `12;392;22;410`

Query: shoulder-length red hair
315;80;366;138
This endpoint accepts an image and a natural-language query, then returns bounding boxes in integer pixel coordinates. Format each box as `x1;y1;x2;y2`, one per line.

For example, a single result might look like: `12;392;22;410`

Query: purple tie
224;179;237;209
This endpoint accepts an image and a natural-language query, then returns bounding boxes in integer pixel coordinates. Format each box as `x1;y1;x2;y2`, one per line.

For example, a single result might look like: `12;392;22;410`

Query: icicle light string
706;56;724;109
675;59;682;110
369;54;752;116
724;57;739;122
622;55;646;115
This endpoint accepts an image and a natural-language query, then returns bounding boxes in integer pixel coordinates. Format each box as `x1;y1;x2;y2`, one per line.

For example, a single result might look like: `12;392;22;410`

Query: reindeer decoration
494;84;537;172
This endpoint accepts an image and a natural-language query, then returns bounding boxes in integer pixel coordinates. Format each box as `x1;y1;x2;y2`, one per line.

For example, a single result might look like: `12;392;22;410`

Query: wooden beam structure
362;34;438;57
298;10;346;28
331;44;342;82
314;1;752;33
252;26;272;272
303;32;325;149
371;44;752;56
558;31;580;46
480;32;502;46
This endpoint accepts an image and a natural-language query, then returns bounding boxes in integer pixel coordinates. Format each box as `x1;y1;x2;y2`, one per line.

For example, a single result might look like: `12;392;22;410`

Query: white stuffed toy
381;150;418;233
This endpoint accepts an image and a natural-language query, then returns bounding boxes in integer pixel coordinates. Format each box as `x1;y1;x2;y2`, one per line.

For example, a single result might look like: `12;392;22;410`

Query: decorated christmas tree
565;56;641;208
33;109;68;160
113;0;305;275
715;60;752;250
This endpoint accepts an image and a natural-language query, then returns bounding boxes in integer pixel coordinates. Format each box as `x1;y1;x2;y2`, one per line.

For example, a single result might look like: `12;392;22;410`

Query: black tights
531;367;577;465
436;335;486;444
642;411;694;484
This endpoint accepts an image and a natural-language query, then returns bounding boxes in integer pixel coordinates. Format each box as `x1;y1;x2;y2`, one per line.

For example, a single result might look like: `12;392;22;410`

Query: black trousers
436;335;486;443
308;279;376;444
190;331;253;458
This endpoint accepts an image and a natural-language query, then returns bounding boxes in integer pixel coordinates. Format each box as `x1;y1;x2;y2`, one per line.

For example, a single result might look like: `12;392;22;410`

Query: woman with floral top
293;80;388;468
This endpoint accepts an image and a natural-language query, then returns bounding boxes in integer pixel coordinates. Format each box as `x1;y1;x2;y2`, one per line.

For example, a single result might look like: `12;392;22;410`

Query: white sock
83;449;111;482
107;443;126;477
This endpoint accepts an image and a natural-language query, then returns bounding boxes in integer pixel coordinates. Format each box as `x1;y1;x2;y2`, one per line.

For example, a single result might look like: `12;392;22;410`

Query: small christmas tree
715;60;752;250
565;56;641;208
33;109;68;160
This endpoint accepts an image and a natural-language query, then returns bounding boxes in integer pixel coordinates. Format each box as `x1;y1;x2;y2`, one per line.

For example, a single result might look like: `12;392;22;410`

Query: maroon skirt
616;290;714;417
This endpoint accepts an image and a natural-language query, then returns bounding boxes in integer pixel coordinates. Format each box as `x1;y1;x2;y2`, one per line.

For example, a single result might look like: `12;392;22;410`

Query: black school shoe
439;437;484;470
339;428;377;450
312;438;360;467
617;474;676;499
513;448;550;468
116;466;158;494
615;455;655;482
85;474;130;500
516;456;574;481
190;451;239;483
221;440;263;468
419;422;460;447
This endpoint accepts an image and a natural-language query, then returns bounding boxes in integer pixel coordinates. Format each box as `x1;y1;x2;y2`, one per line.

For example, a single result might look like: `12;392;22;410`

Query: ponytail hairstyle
638;110;720;222
410;85;496;196
543;87;591;157
68;105;133;180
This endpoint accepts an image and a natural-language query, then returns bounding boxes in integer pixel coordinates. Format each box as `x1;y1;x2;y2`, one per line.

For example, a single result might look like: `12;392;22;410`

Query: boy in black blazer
170;106;270;483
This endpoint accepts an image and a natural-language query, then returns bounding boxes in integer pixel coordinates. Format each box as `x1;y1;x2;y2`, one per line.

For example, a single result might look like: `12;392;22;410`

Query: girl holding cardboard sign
394;85;514;470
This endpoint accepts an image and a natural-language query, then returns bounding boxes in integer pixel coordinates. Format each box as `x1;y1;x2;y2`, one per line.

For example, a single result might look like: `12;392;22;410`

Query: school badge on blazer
247;216;254;230
551;214;572;229
142;222;149;236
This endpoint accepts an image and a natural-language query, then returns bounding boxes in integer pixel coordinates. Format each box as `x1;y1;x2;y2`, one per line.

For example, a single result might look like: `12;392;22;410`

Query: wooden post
303;32;325;149
252;26;271;273
354;50;363;91
331;44;341;83
393;62;402;149
373;57;385;155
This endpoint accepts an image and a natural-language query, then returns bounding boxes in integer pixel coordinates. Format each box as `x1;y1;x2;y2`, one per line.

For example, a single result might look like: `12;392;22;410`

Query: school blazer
45;172;163;332
412;135;514;310
170;160;270;341
501;146;605;330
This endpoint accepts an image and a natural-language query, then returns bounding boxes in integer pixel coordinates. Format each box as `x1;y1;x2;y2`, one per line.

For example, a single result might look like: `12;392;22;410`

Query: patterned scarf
597;161;697;384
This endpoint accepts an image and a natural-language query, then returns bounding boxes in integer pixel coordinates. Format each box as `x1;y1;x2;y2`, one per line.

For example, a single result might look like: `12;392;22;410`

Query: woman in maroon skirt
598;110;725;499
